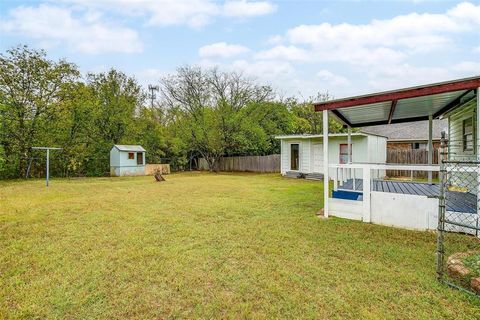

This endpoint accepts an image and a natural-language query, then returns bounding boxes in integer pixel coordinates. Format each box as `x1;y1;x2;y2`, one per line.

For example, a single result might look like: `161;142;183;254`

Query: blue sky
1;0;479;99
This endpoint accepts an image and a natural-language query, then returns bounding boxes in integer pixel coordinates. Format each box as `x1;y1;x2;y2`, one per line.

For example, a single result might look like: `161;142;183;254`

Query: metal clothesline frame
30;147;62;187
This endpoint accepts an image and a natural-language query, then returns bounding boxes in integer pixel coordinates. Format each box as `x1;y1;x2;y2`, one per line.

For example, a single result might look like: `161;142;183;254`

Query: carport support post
347;126;352;179
323;110;329;218
428;115;433;184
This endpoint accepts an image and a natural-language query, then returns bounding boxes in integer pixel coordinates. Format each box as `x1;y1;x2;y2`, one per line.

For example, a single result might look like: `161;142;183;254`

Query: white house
276;133;387;179
110;145;146;176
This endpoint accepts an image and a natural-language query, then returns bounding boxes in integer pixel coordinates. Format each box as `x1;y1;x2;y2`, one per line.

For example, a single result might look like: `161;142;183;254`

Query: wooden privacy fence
198;154;280;173
386;149;439;178
145;164;171;175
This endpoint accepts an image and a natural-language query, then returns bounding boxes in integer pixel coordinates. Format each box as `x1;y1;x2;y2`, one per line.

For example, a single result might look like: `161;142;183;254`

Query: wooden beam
349;115;430;128
432;89;474;119
387;100;397;124
314;77;480;111
331;109;352;127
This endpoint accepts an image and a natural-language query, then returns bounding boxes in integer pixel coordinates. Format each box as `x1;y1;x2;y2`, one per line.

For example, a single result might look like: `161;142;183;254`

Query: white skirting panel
329;198;363;221
328;192;439;231
370;192;438;231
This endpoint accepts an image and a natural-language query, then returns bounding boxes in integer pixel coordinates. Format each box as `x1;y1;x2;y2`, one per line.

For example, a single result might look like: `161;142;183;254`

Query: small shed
110;145;146;176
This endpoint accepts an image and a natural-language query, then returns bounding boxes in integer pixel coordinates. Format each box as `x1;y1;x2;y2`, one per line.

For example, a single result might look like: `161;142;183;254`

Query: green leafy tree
83;70;145;175
161;66;273;171
0;45;79;178
290;92;345;134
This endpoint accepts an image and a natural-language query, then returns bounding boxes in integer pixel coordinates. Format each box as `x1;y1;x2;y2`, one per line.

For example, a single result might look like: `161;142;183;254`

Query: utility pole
31;147;62;187
148;84;159;108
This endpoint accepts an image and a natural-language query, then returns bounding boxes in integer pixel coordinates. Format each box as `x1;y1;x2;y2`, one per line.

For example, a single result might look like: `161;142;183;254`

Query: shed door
137;152;143;165
312;143;323;173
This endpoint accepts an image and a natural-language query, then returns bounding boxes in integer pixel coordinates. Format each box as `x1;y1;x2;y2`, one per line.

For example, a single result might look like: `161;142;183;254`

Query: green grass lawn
1;172;479;319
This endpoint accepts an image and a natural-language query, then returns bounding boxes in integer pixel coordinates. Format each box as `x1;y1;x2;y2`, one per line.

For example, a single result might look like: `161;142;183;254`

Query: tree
0;45;79;177
83;70;145;175
160;66;274;171
290;92;345;134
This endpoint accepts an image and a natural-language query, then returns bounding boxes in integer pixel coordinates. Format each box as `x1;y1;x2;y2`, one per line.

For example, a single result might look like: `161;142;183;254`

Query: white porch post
347;126;352;180
323;110;329;218
428;115;433;184
362;165;371;223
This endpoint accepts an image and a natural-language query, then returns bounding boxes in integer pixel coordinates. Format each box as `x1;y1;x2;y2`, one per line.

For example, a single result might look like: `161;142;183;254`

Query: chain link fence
436;139;480;296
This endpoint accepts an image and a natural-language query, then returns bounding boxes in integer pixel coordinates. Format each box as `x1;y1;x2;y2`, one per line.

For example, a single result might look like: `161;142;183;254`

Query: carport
314;76;480;230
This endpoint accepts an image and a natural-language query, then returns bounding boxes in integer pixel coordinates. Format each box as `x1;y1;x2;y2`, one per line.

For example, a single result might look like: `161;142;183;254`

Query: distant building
363;119;448;151
110;145;146;176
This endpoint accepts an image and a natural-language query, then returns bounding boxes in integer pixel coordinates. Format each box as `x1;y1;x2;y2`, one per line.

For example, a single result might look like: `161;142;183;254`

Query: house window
412;143;427;150
128;152;134;160
290;144;299;170
339;144;352;164
137;152;143;165
463;118;473;152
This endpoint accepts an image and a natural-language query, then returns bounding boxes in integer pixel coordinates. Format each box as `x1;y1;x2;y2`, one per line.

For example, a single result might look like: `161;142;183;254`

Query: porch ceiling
314;76;480;128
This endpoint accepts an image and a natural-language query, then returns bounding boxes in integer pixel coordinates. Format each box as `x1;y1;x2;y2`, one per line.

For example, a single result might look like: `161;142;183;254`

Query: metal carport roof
314;76;480;128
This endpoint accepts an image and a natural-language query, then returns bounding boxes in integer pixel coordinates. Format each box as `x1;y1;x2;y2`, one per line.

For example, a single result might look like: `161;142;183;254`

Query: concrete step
285;171;302;178
305;173;324;181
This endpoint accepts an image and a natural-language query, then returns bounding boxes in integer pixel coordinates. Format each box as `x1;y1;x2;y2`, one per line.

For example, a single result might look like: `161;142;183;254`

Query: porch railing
327;163;440;222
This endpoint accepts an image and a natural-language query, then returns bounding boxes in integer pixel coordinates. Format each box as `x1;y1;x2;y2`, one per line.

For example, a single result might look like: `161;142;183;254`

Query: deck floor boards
338;179;475;214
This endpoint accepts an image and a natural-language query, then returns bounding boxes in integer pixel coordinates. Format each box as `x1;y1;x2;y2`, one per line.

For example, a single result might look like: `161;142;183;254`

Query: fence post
436;132;447;281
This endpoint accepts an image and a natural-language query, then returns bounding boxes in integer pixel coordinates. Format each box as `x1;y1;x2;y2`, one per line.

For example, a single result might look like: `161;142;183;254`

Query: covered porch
314;76;480;231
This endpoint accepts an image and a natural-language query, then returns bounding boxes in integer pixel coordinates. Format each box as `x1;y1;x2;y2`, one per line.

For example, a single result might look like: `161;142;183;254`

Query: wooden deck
339;179;476;214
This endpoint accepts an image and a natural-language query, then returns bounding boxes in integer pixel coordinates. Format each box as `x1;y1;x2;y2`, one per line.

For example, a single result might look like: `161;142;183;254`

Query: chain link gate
436;156;480;295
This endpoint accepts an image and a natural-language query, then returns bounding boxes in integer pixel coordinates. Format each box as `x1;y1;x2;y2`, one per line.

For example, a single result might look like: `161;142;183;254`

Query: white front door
312;143;323;173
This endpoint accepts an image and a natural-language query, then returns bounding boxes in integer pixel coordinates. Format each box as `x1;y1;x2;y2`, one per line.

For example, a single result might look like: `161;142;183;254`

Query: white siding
280;140;287;174
449;99;477;161
366;135;388;178
278;135;387;177
448;98;478;192
302;140;311;173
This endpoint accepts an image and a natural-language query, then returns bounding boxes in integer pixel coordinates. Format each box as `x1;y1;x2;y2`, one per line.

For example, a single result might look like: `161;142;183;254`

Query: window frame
128;152;135;160
339;143;352;164
462;117;474;152
290;143;300;171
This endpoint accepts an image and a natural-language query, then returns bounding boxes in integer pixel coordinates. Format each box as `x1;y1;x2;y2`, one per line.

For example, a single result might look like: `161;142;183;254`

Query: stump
154;169;166;182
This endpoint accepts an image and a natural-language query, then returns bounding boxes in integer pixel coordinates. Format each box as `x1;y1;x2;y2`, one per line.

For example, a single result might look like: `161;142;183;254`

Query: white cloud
136;68;168;86
269;2;480;67
235;1;480;96
255;45;310;61
317;70;349;86
199;42;250;58
452;61;480;73
223;0;277;17
1;4;143;54
63;0;276;28
266;35;283;45
231;59;294;79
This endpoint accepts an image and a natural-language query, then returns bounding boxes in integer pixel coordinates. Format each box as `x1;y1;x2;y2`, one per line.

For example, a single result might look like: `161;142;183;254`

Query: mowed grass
0;172;479;319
